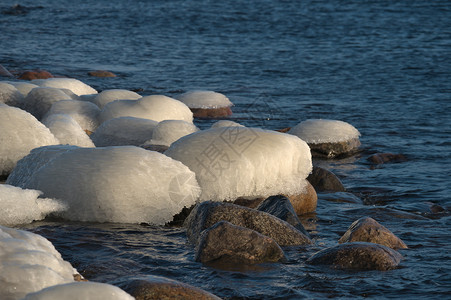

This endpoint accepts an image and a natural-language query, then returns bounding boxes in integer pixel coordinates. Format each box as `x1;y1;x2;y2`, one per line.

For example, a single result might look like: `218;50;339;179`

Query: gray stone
195;221;285;265
307;242;403;271
184;201;312;246
308;137;361;159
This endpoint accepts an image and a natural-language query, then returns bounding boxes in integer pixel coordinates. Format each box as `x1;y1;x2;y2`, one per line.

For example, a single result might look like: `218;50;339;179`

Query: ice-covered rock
6;145;79;188
211;120;244;128
0;105;59;177
165;127;312;201
142;120;199;147
15;146;201;224
288;119;361;158
4;81;39;97
22;87;73;120
43;114;95;147
32;78;97;96
176;90;233;109
99;95;193;124
0;226;76;300
93;89;141;109
0;184;67;226
91;117;158;147
0;82;24;107
23;282;134;300
42;99;101;132
176;90;233;118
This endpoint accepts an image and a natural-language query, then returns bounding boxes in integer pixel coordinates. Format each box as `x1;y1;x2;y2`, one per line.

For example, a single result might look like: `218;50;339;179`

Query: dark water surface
2;0;450;298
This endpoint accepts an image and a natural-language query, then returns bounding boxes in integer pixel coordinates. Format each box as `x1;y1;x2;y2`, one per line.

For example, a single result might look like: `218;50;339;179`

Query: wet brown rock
73;274;88;282
307;166;346;192
88;70;117;77
256;195;309;236
367;153;407;164
196;221;285;265
307;242;403;271
275;127;291;133
339;217;407;249
115;275;221;300
285;181;318;214
190;106;232;118
18;70;54;80
0;64;14;77
184;201;312;246
308;137;361;158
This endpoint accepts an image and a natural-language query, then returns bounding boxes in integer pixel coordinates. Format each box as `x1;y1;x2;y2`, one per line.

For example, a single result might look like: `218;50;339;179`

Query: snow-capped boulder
176;90;233;118
0;82;24;107
43;114;95;147
32;78;97;96
142;120;199;147
92;89;141;109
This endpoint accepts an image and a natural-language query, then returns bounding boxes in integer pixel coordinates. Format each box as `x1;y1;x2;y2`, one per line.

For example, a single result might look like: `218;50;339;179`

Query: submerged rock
307;166;346;192
196;221;285;265
18;70;54;80
184;201;312;246
307;242;403;271
367;153;407;164
115;275;221;300
339;217;407;249
88;70;117;77
256;195;309;236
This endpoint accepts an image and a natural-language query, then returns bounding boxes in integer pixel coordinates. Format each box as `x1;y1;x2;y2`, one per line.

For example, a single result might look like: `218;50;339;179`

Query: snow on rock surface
42;99;101;132
91;117;158;147
15;146;201;224
32;78;97;96
99;95;193;124
211;120;245;128
3;81;39;97
143;120;199;147
43;114;95;147
0;105;59;177
6;145;79;188
22;87;73;120
0;184;67;226
0;226;76;300
165;127;312;202
23;282;134;300
0;82;24;106
175;90;233;109
288;119;361;144
93;89;141;109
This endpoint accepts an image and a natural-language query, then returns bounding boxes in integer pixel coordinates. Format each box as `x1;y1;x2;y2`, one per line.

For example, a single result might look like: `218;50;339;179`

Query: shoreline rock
195;221;285;265
339;217;407;249
190;106;233;118
307;166;346;192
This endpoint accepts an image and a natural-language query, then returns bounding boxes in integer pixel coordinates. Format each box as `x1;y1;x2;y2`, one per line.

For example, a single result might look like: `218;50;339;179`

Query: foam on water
211;120;245;128
93;89;142;109
144;120;199;147
176;90;233;109
0;105;59;176
0;82;24;107
16;146;201;224
99;95;193;124
288;119;361;144
23;282;134;300
32;78;98;96
43;114;95;147
0;226;76;300
91;117;158;147
23;87;73;120
0;184;67;226
43;99;101;132
165;127;312;201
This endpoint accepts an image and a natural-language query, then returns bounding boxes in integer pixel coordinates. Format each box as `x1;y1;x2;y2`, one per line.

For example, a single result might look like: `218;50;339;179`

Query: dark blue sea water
1;0;450;298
